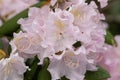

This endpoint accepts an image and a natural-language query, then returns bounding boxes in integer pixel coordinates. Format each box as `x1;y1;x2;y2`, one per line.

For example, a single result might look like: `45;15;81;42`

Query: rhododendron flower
98;36;120;80
108;36;120;80
18;6;50;42
18;6;80;60
48;48;97;80
6;0;110;80
10;31;53;64
70;1;106;54
43;9;80;59
98;45;120;80
70;1;105;28
10;31;41;59
0;53;28;80
0;0;38;21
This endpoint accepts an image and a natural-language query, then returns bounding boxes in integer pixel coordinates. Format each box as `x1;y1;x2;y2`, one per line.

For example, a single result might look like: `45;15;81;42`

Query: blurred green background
102;0;120;36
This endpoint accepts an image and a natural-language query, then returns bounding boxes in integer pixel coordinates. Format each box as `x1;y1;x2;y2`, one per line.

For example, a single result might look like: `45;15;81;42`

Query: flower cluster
0;0;110;80
0;53;28;80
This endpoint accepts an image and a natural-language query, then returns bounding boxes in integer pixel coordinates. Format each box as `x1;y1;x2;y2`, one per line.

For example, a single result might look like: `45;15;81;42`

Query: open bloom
70;1;107;57
0;53;28;80
43;9;79;59
9;0;108;80
48;48;97;80
18;6;50;36
10;31;42;58
10;31;53;64
0;0;38;21
98;36;120;80
18;6;80;60
17;6;54;63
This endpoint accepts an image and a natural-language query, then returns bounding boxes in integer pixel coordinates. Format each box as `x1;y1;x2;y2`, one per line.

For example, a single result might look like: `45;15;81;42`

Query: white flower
10;31;42;57
10;31;53;64
18;6;50;41
70;1;106;53
98;42;120;80
0;0;38;20
48;48;97;80
43;9;79;59
70;2;99;28
0;53;28;80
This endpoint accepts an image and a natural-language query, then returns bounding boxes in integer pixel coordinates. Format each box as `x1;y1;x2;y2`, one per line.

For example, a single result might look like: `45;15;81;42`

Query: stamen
14;37;30;51
63;52;80;68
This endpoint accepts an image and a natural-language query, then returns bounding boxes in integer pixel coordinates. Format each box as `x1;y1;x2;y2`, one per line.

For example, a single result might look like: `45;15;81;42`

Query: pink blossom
98;36;120;80
10;31;54;64
10;0;109;79
43;9;79;59
0;53;28;80
48;48;97;80
0;0;38;20
18;6;50;41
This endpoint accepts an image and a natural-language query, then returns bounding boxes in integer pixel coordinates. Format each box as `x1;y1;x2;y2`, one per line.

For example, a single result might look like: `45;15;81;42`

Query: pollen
72;9;80;18
63;52;80;69
14;37;30;51
54;19;65;31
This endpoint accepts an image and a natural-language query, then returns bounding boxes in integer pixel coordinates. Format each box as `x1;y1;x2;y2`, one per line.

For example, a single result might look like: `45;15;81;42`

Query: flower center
63;52;80;69
71;8;81;18
14;37;30;51
54;19;65;31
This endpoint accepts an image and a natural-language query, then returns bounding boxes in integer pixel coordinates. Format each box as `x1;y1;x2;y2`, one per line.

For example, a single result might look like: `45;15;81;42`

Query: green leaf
105;30;117;46
37;58;51;80
24;57;40;80
108;22;120;36
0;39;4;49
0;1;48;37
61;76;69;80
85;66;111;80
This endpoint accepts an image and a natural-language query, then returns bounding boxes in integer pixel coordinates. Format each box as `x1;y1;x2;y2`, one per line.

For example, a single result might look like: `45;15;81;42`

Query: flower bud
0;49;6;60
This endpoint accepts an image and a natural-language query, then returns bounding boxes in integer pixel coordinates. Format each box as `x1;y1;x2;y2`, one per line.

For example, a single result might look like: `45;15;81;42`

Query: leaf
61;76;69;80
108;22;120;36
0;0;49;37
37;58;51;80
105;30;117;46
85;66;111;80
24;57;40;80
